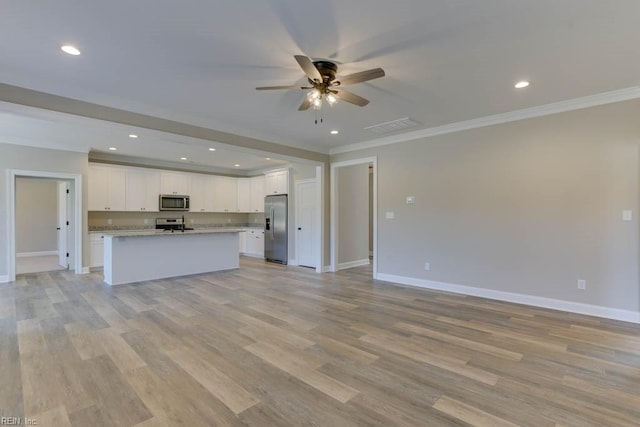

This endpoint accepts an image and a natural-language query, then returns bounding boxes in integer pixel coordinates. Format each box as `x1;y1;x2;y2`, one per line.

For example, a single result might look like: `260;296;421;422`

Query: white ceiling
1;0;639;164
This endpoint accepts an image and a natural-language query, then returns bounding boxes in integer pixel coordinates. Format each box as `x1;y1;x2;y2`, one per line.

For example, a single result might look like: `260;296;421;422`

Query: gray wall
337;163;370;265
331;99;640;312
15;178;58;253
0;143;89;275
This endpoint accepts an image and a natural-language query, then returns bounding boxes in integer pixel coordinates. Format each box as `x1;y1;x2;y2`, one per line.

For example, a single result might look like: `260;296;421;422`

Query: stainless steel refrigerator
264;194;288;264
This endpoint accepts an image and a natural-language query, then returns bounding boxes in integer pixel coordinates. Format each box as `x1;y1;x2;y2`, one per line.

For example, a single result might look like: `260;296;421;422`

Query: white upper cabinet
160;172;190;195
88;164;126;211
190;174;215;212
89;164;265;214
212;176;238;212
237;178;251;212
125;168;160;212
250;175;265;212
264;169;289;195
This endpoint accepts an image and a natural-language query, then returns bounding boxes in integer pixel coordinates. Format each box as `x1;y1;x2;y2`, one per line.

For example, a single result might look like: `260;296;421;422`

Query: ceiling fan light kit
257;55;385;123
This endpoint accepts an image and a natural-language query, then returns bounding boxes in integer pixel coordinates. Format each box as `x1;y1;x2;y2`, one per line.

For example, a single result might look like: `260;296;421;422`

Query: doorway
330;157;377;277
6;169;83;282
14;177;71;274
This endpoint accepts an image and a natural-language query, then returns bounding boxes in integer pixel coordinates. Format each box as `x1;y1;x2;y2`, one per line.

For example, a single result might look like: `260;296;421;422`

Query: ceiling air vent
364;117;421;135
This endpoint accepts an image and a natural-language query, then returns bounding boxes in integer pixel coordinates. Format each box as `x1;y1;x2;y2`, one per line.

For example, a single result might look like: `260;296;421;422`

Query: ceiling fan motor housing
312;61;338;84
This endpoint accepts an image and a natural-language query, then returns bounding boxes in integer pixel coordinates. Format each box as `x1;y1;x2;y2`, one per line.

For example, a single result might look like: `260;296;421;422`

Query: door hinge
66;189;70;194
66;252;69;257
66;221;69;226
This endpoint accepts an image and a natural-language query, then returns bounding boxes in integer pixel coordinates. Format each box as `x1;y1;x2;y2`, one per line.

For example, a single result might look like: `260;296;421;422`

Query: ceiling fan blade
294;55;323;82
298;97;312;111
256;85;308;90
336;89;369;107
337;68;385;86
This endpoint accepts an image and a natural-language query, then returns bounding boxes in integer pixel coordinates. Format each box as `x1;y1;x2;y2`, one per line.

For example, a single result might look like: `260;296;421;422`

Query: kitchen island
102;228;242;285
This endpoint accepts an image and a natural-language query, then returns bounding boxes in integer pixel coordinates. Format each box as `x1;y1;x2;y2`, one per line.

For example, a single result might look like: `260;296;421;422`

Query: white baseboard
376;273;640;324
80;266;91;274
0;275;8;283
240;252;264;259
288;259;298;266
322;265;332;273
16;251;58;258
338;258;371;271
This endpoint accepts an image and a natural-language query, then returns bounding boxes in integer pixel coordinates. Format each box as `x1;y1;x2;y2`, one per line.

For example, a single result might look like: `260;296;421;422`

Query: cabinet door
89;164;126;211
265;170;288;195
255;231;265;256
88;165;109;211
161;172;190;195
237;179;251;212
90;233;104;267
107;168;126;211
189;174;208;212
250;176;265;212
213;176;238;212
144;172;161;211
126;169;160;212
238;231;247;253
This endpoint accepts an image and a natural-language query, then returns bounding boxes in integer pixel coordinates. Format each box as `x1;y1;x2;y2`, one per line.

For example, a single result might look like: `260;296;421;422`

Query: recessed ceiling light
265;157;271;160
330;130;339;135
180;157;187;160
234;164;240;167
208;148;216;151
128;134;138;139
61;45;81;56
108;147;117;151
515;81;530;89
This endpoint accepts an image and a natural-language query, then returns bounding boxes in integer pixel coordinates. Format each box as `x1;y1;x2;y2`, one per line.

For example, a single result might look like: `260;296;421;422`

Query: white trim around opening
330;156;377;278
6;169;84;283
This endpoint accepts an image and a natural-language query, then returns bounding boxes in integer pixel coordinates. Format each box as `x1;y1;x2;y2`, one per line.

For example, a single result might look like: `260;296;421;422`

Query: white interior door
57;181;68;268
296;180;316;268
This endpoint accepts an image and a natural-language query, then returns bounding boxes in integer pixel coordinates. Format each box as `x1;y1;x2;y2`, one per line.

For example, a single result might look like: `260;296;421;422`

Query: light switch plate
406;196;415;205
623;210;633;221
385;211;395;219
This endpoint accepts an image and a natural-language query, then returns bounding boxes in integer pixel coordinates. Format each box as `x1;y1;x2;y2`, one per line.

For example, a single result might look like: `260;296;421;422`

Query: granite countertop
103;228;245;238
90;223;263;232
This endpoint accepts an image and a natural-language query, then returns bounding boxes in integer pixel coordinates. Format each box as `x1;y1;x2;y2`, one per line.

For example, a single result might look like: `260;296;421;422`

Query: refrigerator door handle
271;208;275;240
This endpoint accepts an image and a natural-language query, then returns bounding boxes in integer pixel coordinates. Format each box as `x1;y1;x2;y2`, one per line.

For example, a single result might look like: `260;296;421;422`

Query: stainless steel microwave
159;194;190;211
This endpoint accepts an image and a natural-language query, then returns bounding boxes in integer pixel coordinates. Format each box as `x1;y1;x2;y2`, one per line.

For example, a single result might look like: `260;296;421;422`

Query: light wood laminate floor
1;257;639;426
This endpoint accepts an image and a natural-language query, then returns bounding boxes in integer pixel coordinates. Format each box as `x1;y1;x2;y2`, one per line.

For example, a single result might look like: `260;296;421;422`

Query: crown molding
330;86;640;155
0;138;89;154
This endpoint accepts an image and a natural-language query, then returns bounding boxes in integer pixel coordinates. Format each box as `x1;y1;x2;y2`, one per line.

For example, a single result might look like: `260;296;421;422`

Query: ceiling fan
256;55;385;115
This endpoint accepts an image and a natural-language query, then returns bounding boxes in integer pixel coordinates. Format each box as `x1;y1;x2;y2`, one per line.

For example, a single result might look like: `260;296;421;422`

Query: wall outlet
227;218;232;223
143;219;148;225
577;279;586;290
406;196;415;205
190;219;194;224
424;262;430;271
107;219;112;225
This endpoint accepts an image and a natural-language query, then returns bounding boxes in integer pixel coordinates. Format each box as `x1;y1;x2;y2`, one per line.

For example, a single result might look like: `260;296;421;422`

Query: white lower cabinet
90;232;105;268
238;231;247;253
242;228;264;257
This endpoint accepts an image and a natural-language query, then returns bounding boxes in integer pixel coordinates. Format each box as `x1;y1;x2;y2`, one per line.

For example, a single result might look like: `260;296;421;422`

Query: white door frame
315;164;324;274
57;181;69;268
7;169;83;282
330;157;377;277
295;178;316;269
